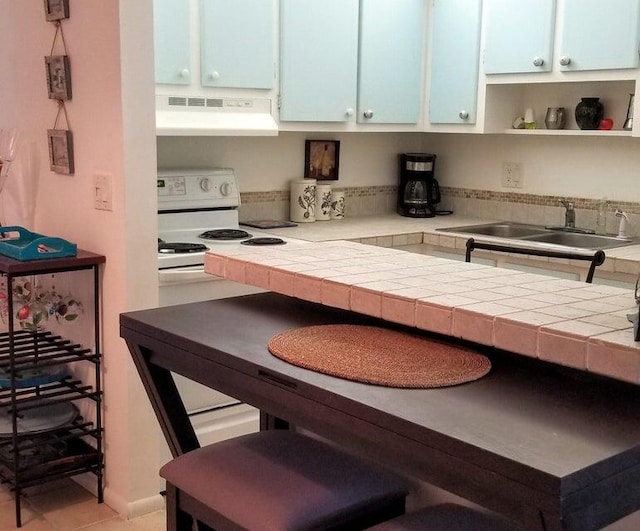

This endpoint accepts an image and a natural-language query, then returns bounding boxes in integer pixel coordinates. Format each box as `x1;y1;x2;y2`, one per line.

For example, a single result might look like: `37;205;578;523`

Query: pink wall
0;0;160;516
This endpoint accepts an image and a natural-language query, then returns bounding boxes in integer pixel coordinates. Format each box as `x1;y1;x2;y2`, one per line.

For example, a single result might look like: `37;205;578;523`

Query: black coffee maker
397;153;441;218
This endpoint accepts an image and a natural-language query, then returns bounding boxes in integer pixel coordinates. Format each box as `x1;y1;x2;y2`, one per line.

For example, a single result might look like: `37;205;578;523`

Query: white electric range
157;168;298;470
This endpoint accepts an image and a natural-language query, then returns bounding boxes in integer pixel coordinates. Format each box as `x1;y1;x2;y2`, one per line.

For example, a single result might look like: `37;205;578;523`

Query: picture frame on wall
45;55;72;100
44;0;70;22
47;129;74;175
304;140;340;180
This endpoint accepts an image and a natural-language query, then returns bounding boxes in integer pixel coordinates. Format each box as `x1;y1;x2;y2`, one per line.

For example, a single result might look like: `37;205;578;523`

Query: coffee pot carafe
397;153;440;218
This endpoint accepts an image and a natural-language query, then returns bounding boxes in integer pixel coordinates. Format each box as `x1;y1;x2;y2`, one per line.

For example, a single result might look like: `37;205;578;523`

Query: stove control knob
220;181;232;196
199;178;211;192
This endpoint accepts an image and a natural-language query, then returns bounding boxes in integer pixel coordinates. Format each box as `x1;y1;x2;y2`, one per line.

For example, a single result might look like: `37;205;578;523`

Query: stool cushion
160;430;408;531
368;503;522;530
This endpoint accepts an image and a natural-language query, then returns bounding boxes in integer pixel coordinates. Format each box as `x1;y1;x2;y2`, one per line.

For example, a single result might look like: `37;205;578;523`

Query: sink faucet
615;210;630;239
560;200;575;228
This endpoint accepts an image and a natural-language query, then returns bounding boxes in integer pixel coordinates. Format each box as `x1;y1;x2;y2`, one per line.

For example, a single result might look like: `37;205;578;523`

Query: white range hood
155;95;278;136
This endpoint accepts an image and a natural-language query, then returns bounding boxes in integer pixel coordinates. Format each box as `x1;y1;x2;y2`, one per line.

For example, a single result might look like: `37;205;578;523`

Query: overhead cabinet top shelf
484;0;640;75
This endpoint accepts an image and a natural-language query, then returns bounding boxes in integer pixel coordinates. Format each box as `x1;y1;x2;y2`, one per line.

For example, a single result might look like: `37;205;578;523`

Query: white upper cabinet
429;0;483;124
484;0;556;74
154;0;192;85
200;0;275;89
358;0;425;124
279;0;424;124
559;0;640;71
279;0;359;122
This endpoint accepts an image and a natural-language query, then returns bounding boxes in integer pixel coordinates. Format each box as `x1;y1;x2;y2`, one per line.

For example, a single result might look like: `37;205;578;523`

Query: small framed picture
44;0;70;21
47;129;75;175
304;140;340;180
45;55;72;101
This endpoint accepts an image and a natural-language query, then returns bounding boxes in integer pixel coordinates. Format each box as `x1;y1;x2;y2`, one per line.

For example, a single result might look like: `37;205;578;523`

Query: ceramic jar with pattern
290;179;316;222
315;184;332;221
330;191;345;220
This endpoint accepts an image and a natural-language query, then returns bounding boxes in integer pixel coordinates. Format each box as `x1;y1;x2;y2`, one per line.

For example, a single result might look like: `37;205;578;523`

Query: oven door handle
158;267;221;284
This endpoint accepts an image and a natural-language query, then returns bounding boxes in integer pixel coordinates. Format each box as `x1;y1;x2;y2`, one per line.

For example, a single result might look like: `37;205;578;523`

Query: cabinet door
200;0;275;89
559;0;640;71
279;0;359;122
484;0;556;74
153;0;191;85
357;0;425;124
429;0;482;124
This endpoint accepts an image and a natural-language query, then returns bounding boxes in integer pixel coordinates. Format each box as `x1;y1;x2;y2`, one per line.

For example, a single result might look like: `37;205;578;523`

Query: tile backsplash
240;185;640;236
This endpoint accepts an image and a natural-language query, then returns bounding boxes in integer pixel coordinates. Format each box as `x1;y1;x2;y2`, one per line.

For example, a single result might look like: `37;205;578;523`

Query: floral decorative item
330;191;345;220
315;184;332;221
0;276;82;331
289;179;316;223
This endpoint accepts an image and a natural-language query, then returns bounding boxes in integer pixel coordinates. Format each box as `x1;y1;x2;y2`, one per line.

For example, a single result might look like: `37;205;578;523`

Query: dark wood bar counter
120;293;640;531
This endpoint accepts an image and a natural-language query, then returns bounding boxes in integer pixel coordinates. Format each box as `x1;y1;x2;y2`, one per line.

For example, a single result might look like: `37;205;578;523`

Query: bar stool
368;503;522;530
160;430;408;531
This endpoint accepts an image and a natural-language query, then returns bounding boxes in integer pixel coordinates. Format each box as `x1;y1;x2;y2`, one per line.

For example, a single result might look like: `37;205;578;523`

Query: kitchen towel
268;324;491;388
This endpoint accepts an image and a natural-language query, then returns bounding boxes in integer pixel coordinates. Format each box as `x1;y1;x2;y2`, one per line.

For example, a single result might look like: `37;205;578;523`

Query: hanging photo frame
47;129;74;175
45;55;72;101
44;0;70;22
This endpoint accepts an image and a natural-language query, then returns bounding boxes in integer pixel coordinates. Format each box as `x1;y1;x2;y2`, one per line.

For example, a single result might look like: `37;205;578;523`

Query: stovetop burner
199;229;252;241
240;237;286;246
158;240;209;254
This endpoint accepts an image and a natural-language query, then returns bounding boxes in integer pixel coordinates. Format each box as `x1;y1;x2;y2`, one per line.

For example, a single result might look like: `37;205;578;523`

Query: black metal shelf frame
0;252;104;527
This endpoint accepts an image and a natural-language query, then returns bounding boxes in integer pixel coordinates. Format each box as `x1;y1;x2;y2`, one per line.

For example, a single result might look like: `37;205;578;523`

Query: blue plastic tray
0;226;77;261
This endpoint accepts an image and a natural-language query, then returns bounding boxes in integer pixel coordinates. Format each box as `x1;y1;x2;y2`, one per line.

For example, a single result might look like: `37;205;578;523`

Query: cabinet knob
459;110;469;120
559;56;572;66
345;108;354;117
209;71;220;80
180;68;190;78
363;109;374;119
532;57;544;67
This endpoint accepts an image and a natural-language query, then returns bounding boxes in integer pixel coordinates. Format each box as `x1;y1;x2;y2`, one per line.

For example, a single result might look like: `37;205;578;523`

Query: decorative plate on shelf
0;400;78;436
0;366;68;389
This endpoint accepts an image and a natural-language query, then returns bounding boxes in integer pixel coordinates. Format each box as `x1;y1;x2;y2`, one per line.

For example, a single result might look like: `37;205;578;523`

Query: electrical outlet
502;162;523;188
94;173;113;211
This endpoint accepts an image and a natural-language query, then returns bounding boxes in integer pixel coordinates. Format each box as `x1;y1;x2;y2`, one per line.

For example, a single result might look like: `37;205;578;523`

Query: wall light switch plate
93;172;112;211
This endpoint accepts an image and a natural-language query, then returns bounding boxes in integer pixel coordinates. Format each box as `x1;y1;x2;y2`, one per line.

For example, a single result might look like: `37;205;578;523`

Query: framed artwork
304;140;340;180
45;55;72;100
47;129;74;174
44;0;70;21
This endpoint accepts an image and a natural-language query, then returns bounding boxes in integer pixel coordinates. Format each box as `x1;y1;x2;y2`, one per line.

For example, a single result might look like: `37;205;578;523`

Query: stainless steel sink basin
520;231;633;249
438;222;547;239
437;222;639;250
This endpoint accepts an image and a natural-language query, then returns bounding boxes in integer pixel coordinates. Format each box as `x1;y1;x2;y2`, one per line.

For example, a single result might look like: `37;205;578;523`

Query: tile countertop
205;231;640;385
246;214;640;277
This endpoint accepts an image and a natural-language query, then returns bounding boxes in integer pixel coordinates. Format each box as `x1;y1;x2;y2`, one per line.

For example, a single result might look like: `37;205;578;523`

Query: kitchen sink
437;222;639;250
438;222;547;239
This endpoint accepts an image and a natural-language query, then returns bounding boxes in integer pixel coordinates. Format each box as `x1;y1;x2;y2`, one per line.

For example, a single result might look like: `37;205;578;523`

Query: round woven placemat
268;324;491;388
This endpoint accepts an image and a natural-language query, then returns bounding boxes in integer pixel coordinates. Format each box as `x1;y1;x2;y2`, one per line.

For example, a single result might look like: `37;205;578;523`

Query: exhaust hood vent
156;95;278;136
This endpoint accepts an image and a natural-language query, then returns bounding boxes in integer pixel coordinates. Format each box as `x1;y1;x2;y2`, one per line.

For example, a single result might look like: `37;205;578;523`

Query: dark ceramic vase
575;98;604;130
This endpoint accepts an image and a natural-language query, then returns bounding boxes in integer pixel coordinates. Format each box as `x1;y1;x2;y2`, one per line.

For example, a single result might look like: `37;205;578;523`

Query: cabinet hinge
277;95;281;109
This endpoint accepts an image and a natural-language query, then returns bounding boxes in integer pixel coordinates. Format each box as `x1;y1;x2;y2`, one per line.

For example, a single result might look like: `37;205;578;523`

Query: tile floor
0;479;164;530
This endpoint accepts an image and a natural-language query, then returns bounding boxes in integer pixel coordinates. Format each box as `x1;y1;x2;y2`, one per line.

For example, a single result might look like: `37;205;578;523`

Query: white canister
290;179;316;223
330;190;345;220
315;184;332;221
